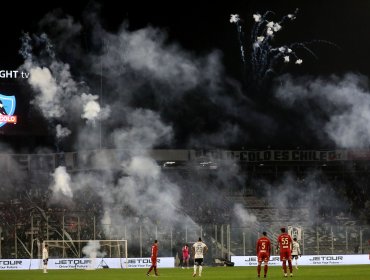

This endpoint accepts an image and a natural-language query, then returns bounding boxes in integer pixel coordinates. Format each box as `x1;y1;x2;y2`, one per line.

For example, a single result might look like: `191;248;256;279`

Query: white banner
194;150;346;162
231;255;370;266
299;255;370;265
0;259;38;270
0;257;175;270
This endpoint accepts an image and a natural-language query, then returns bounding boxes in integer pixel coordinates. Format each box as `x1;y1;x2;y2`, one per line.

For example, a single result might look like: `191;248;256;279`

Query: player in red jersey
182;244;190;269
256;231;271;278
147;240;159;276
277;228;293;277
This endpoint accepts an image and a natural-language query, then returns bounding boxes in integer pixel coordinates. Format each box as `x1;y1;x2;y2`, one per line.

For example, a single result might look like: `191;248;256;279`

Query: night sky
1;0;370;151
0;1;368;75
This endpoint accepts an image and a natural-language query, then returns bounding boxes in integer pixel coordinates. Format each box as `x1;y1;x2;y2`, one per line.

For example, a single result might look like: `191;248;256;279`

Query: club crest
0;93;17;127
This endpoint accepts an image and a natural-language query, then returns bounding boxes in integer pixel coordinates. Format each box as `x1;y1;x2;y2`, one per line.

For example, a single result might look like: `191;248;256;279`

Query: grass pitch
0;265;369;280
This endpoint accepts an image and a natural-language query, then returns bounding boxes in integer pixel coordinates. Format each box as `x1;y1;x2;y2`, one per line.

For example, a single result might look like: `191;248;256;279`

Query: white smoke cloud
82;99;100;120
80;93;111;124
20;34;109;141
50;166;73;200
69;105;196;233
92;25;227;104
56;124;71;139
16;6;251;242
233;204;257;224
101;211;113;237
28;66;63;118
121;28;202;90
82;240;106;258
0;152;28;201
112;109;173;151
275;73;370;148
124;156;160;179
257;171;346;225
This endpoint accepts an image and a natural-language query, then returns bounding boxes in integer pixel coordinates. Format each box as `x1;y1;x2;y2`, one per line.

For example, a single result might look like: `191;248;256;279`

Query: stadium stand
0;149;369;260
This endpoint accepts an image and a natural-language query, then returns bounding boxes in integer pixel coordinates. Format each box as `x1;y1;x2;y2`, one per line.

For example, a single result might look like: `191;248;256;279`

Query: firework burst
230;9;332;91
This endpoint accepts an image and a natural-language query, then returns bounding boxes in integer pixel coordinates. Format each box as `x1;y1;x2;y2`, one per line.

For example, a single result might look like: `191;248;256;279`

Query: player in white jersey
192;237;208;277
291;238;301;270
42;244;49;273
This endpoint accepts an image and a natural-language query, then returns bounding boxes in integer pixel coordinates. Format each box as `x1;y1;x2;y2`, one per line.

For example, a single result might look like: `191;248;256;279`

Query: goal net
42;239;128;269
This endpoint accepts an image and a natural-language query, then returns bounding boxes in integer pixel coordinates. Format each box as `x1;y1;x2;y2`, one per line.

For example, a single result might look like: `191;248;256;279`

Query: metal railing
1;212;369;261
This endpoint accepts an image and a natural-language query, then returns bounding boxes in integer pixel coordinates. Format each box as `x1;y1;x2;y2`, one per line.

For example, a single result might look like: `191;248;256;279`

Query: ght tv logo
0;93;17;127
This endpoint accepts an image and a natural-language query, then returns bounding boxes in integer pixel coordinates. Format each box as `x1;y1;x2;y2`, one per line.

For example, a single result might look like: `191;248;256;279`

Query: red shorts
257;252;270;262
183;254;190;261
280;250;292;261
151;257;157;266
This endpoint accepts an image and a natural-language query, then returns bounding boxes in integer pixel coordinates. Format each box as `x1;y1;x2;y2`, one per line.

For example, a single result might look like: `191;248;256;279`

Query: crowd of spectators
1;155;370;258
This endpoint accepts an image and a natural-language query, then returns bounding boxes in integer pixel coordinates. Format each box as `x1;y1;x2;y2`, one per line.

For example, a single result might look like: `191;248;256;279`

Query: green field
0;265;369;280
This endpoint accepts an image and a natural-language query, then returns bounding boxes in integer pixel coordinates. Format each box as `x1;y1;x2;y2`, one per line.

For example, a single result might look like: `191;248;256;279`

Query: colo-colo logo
0;93;17;127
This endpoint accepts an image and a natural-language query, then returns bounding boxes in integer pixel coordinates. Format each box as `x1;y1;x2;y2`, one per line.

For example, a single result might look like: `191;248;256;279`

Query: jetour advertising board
231;255;370;266
0;257;175;270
